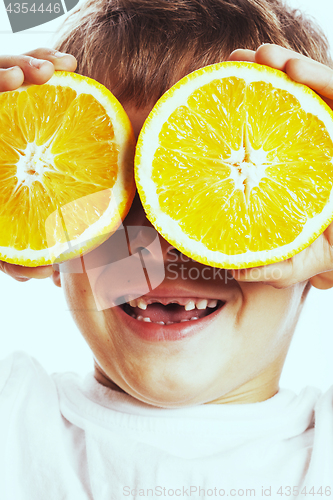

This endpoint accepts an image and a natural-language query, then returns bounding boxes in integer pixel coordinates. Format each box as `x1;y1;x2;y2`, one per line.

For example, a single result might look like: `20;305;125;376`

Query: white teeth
135;315;159;324
185;300;195;311
134;314;200;323
207;300;217;308
129;297;219;310
130;297;220;324
137;299;147;310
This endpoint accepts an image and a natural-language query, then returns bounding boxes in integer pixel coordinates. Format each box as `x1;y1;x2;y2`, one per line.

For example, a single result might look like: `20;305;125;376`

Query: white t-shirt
0;351;332;500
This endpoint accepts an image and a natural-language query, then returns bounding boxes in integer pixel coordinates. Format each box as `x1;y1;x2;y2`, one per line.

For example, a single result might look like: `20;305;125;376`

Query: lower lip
114;303;225;342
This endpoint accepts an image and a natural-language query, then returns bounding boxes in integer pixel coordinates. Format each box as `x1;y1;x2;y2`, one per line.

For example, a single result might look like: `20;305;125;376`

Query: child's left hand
228;44;333;290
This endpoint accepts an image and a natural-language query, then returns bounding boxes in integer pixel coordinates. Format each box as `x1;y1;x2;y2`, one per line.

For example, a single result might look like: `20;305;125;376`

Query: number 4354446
6;3;61;14
277;485;331;496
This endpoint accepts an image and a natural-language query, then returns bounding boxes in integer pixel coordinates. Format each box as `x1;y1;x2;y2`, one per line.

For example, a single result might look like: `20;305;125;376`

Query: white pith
15;142;56;189
1;72;134;265
136;62;333;268
226;128;270;197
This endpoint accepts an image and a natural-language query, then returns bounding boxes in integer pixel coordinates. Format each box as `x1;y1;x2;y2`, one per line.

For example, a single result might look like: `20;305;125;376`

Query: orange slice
135;62;333;268
0;71;135;267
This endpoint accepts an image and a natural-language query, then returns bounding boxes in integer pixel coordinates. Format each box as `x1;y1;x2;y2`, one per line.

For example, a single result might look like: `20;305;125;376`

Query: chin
111;359;227;408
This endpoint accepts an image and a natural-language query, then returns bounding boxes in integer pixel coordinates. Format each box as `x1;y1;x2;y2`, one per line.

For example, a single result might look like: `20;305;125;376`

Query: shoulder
0;351;59;413
0;350;43;386
0;353;91;496
306;385;333;447
314;385;333;417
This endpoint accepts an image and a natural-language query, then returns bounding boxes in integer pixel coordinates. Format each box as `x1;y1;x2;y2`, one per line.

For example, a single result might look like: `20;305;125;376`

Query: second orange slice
135;62;333;269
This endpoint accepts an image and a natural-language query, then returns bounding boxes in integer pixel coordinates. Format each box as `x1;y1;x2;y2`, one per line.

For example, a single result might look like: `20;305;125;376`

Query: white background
0;0;332;392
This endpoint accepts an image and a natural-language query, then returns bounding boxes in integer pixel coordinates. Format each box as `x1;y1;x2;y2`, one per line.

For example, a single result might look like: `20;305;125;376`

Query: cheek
61;272;110;346
62;272;92;310
236;282;304;356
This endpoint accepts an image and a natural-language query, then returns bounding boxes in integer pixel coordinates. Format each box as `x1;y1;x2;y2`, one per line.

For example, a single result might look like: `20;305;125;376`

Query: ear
51;270;62;288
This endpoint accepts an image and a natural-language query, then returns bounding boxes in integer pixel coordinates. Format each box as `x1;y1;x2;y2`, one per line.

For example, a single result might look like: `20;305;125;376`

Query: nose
125;191;178;262
123;190;156;227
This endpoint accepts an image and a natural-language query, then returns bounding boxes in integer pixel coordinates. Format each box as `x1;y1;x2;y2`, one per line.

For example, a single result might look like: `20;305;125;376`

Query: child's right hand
0;48;77;282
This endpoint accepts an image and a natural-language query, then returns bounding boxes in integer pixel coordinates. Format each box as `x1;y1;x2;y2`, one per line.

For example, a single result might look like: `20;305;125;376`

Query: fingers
228;49;256;63
0;67;24;92
0;261;54;282
51;270;62;288
310;270;333;290
0;55;54;87
230;230;333;289
0;48;77;91
230;260;295;289
23;48;77;72
285;58;333;100
311;226;333;289
254;44;308;70
255;44;333;101
229;44;333;101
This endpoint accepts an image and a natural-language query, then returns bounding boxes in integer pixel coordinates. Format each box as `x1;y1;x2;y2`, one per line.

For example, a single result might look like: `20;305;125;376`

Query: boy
1;0;333;498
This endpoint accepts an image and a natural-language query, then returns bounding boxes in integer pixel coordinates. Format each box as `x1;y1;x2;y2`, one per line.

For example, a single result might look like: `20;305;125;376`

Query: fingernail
29;58;43;69
53;51;67;57
15;277;30;282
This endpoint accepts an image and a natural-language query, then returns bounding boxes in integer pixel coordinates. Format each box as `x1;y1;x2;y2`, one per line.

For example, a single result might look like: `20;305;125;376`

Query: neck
94;360;282;405
205;358;284;404
94;364;126;394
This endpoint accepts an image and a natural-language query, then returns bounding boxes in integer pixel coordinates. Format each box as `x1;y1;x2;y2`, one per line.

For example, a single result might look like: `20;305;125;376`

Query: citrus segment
135;62;333;268
186;77;247;155
0;71;135;267
17;85;77;146
0;92;26;151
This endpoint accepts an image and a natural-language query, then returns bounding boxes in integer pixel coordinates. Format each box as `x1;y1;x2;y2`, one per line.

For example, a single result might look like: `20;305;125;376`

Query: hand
0;48;77;283
228;44;333;289
0;47;77;91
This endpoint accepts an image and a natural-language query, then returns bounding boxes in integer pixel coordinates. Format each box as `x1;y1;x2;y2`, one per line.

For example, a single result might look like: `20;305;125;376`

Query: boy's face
57;104;308;408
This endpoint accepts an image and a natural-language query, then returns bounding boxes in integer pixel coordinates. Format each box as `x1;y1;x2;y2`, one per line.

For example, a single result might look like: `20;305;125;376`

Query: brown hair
55;0;333;107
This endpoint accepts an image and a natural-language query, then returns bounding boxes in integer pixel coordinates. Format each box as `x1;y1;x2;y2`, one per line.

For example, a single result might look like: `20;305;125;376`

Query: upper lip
123;283;234;304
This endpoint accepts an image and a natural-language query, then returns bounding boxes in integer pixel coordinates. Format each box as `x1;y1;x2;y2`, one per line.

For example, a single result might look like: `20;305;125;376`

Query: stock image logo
3;0;80;33
45;190;166;311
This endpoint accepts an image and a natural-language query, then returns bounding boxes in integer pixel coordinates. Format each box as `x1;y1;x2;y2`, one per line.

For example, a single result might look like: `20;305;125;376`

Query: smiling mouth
120;297;225;325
